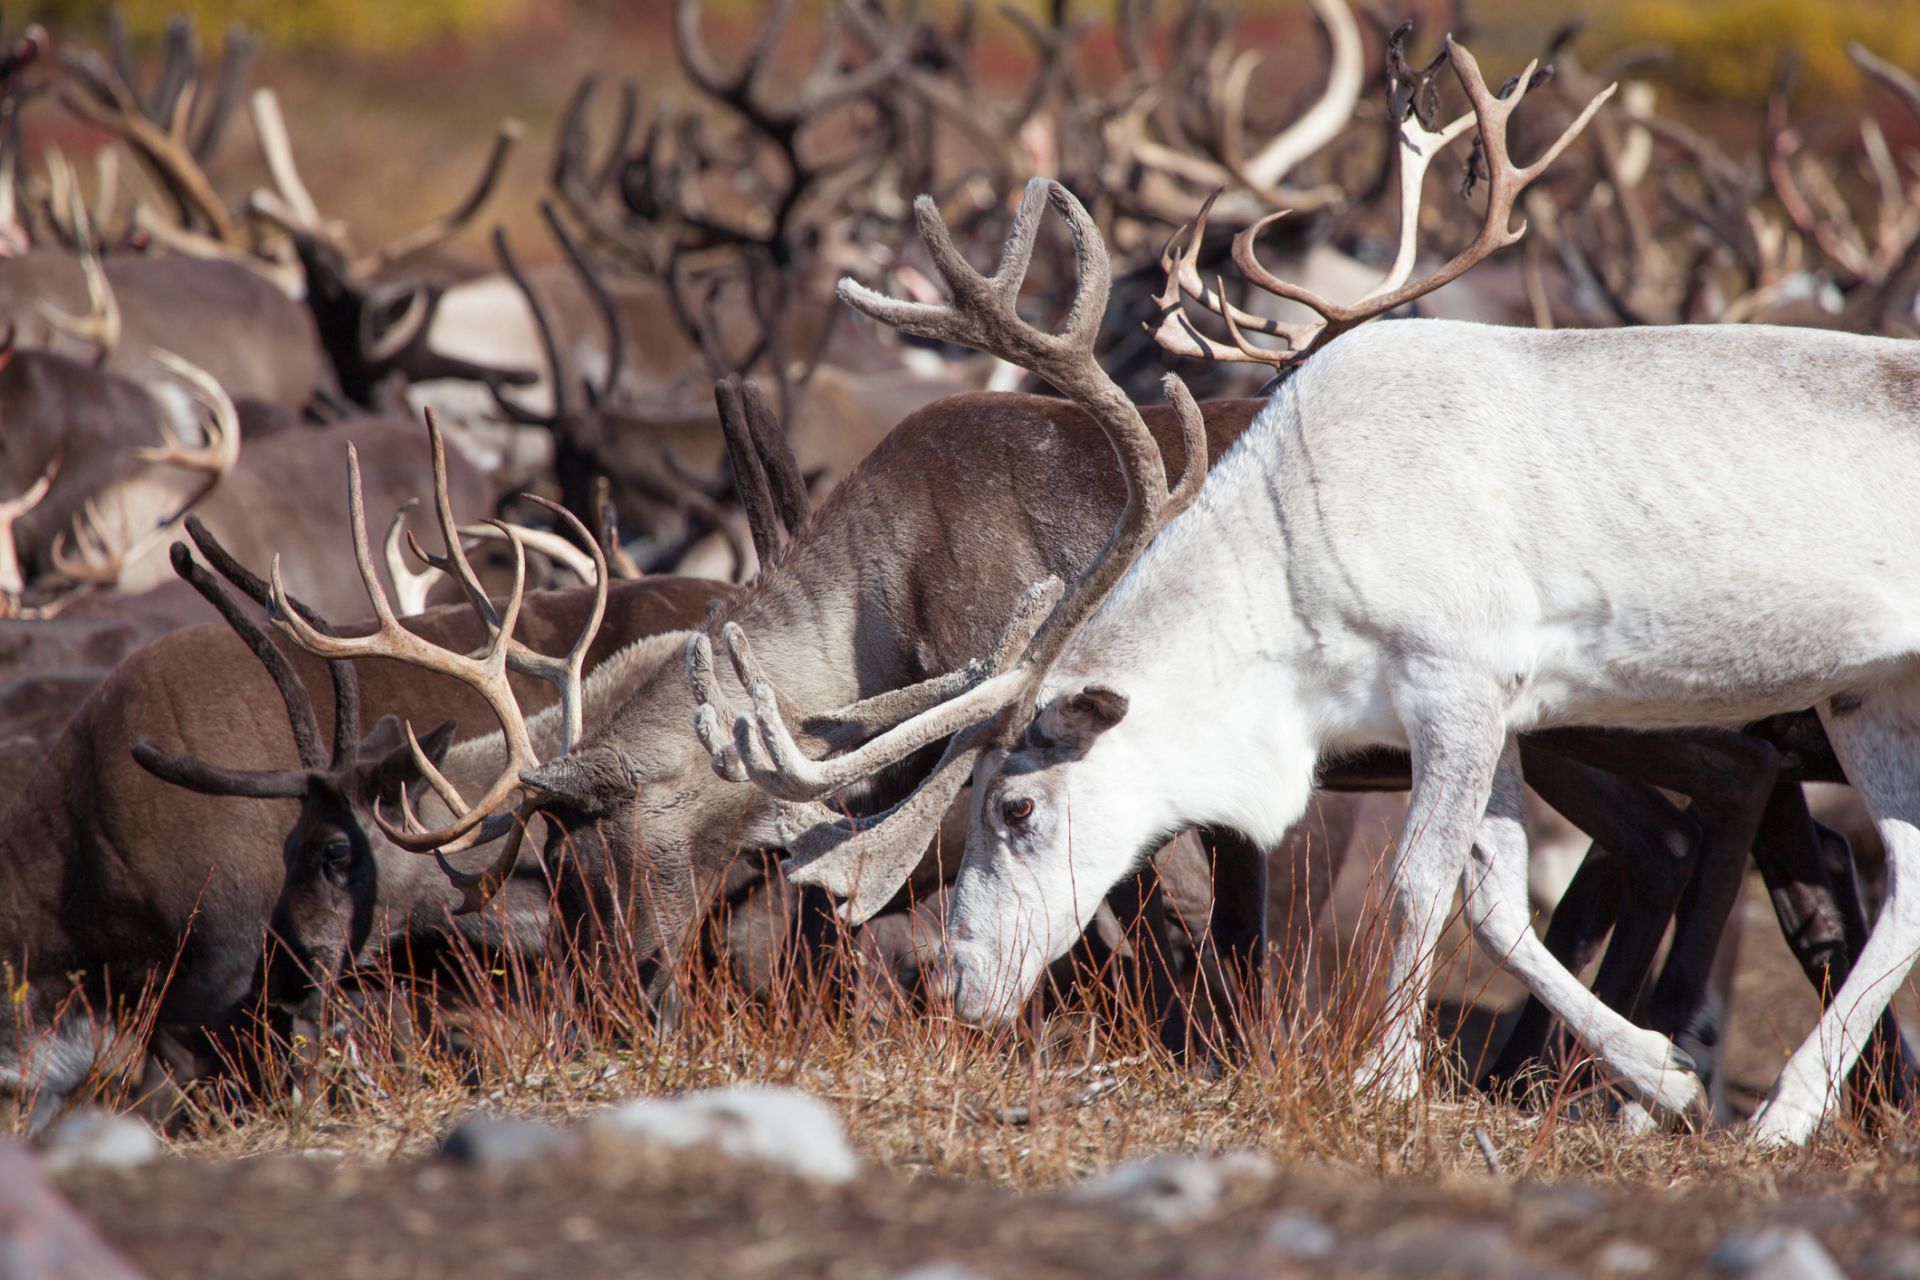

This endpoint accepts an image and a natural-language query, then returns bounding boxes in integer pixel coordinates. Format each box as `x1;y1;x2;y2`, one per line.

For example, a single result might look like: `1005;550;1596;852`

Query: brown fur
523;392;1262;965
0;575;726;1108
0;252;331;410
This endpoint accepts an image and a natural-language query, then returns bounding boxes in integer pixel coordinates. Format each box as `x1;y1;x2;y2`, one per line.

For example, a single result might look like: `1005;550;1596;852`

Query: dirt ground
51;1136;1920;1280
26;870;1920;1280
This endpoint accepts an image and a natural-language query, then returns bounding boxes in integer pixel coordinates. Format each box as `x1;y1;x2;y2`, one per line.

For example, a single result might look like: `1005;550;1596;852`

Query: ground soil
51;1140;1920;1280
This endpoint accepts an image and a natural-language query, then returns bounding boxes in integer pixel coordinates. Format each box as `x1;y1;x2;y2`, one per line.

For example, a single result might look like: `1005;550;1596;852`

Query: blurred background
17;0;1920;264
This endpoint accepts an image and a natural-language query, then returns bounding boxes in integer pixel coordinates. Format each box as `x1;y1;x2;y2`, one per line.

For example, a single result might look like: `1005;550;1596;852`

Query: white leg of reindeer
1458;739;1701;1113
1359;684;1505;1098
1751;679;1920;1145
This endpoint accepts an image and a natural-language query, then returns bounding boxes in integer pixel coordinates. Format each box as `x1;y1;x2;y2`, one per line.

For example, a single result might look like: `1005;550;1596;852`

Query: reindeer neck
1041;392;1342;846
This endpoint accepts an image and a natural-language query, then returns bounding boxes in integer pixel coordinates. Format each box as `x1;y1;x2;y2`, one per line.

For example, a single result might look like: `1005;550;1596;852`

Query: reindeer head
129;529;460;1009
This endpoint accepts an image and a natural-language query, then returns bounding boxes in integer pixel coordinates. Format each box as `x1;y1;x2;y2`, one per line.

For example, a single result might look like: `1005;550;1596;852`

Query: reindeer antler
0;457;56;603
267;410;606;860
1153;37;1614;370
36;148;121;361
248;85;522;279
697;178;1207;921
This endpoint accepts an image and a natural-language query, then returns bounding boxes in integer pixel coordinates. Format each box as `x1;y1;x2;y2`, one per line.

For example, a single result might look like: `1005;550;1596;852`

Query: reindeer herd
1;0;1918;1154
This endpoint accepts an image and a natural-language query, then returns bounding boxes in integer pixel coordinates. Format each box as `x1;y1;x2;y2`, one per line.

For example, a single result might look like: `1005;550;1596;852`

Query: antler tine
357;119;524;279
1235;0;1365;191
688;631;751;783
138;348;239;477
733;381;804;536
38;156;121;358
595;476;643;581
1851;42;1920;128
271;444;396;639
152;15;198;139
457;519;599;585
675;0;800;111
496;494;607;754
539;199;623;407
716;578;1061;802
433;811;533;917
489;228;567;427
716;377;782;570
168;539;328;770
190;24;258;162
383;498;444;615
1160;38;1614;369
49;498;123;587
180;514;368;780
1766;61;1872;285
422;407;497;624
0;454;55;595
247;87;325;234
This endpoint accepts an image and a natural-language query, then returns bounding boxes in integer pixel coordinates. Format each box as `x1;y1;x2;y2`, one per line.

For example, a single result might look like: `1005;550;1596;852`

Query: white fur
944;319;1920;1143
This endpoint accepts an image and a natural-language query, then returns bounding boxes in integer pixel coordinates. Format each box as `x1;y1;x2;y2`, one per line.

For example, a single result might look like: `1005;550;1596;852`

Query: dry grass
18;856;1916;1211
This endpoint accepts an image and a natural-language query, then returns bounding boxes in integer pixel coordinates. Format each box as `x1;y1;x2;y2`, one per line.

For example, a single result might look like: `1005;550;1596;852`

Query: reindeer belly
1507;570;1920;731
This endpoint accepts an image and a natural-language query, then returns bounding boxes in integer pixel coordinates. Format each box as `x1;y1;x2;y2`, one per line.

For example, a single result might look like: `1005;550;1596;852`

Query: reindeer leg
1481;741;1700;1097
1187;827;1267;1062
1101;869;1190;1061
1521;728;1777;1102
1753;680;1920;1146
1749;781;1919;1121
1457;736;1701;1118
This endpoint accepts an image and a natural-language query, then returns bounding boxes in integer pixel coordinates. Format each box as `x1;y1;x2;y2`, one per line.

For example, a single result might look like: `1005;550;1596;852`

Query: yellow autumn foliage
1608;0;1920;104
34;0;526;55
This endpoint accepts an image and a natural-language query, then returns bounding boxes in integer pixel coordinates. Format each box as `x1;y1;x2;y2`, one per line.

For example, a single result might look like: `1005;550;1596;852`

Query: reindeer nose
921;950;961;1005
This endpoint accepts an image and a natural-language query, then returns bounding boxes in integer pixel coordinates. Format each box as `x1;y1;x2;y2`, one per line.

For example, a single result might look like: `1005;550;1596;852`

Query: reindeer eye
1003;797;1034;825
319;835;353;883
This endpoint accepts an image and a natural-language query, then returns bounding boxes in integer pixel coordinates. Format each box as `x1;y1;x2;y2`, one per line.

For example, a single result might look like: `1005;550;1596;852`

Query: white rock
1597;1240;1661;1275
1067;1151;1275;1225
1263;1210;1336;1259
1710;1228;1847;1280
896;1266;988;1280
589;1086;858;1184
38;1111;160;1172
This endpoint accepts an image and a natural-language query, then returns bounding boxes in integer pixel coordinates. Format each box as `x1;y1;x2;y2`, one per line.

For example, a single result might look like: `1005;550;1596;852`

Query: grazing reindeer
0;484;715;1122
719;38;1920;1142
136;501;729;1015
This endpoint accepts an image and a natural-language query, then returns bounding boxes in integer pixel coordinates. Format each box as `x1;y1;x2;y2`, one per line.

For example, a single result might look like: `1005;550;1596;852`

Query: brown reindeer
0;502;723;1124
0;252;332;411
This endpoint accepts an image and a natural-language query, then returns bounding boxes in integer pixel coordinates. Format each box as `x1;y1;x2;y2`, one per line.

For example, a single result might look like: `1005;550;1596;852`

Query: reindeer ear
1036;684;1129;752
361;715;457;803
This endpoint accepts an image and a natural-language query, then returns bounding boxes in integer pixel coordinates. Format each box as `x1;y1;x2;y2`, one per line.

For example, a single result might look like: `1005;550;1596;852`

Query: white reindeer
706;43;1920;1148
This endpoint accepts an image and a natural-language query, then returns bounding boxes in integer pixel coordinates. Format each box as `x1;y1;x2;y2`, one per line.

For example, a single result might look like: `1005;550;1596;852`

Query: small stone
588;1086;857;1184
1596;1240;1660;1275
1262;1210;1336;1260
1513;1182;1608;1232
1067;1151;1275;1226
37;1110;160;1172
0;1140;145;1279
895;1266;988;1280
1710;1228;1847;1280
1860;1236;1920;1280
1340;1219;1569;1279
438;1116;581;1167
